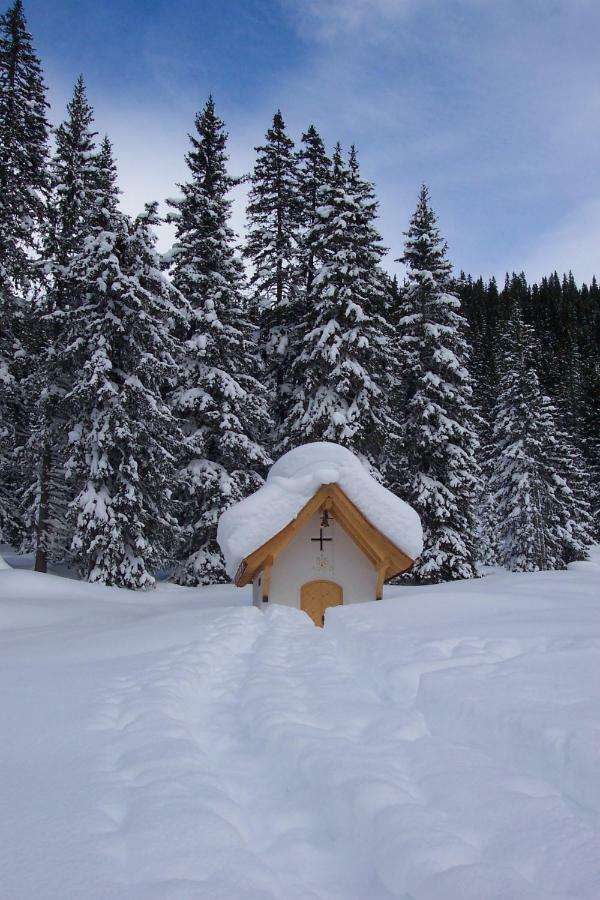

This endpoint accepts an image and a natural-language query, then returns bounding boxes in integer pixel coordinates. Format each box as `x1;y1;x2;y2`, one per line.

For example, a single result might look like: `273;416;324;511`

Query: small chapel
217;443;423;626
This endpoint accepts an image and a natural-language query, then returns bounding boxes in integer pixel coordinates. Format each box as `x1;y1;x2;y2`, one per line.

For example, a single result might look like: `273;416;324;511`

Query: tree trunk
34;444;51;573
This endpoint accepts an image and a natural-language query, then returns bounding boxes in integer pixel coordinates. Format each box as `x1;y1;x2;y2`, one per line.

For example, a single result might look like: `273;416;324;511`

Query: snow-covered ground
1;550;599;899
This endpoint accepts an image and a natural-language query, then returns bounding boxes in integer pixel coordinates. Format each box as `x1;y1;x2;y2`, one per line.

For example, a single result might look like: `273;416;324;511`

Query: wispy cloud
282;0;416;39
33;0;600;281
276;0;600;280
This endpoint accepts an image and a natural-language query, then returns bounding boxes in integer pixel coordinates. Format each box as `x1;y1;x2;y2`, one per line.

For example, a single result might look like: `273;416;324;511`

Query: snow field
1;554;599;898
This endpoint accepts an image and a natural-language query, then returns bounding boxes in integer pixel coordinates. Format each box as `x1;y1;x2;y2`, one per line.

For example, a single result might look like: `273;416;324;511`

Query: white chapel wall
255;511;377;609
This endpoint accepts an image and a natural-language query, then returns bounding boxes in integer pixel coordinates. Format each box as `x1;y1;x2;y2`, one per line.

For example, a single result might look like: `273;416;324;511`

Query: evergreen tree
489;309;593;572
0;352;13;542
279;144;394;466
396;185;480;583
48;76;99;274
296;125;330;299
459;268;600;539
458;274;501;426
388;273;401;315
0;0;49;290
20;77;99;570
0;0;50;542
65;137;185;587
167;97;271;585
458;273;502;564
581;349;600;535
244;110;301;426
490;364;557;572
544;405;595;565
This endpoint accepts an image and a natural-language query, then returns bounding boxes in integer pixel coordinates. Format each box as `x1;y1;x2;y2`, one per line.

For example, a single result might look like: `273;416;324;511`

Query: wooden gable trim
326;484;414;579
327;494;382;567
235;482;414;587
235;485;333;586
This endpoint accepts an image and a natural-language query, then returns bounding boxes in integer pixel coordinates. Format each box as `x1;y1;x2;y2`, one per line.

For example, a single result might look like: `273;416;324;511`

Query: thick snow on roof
217;442;423;578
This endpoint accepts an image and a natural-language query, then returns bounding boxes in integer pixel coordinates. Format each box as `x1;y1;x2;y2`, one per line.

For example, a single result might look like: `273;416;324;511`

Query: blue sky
23;0;600;282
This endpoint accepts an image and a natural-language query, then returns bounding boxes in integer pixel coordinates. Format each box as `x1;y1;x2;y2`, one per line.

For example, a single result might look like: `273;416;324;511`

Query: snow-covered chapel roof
217;442;423;579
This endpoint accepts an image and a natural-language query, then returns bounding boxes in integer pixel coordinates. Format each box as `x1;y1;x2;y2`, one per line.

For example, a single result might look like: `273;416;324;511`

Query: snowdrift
1;551;599;899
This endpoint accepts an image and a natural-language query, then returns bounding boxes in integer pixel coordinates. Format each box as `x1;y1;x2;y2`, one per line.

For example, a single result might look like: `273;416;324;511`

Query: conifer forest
1;0;598;590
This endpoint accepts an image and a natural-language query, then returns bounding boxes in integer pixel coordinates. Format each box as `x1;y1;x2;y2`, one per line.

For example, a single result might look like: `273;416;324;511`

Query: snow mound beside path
218;442;423;577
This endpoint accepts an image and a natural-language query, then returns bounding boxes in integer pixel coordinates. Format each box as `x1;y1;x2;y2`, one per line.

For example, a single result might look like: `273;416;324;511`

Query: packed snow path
1;554;600;899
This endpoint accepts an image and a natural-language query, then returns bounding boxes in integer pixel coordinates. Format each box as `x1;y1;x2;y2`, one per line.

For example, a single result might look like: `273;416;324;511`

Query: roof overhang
234;482;414;587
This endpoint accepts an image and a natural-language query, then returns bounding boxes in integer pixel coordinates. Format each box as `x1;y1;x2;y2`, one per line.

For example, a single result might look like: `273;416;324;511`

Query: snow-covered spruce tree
167;97;271;585
278;144;395;466
347;144;403;476
0;0;50;543
489;309;593;571
457;275;502;566
244;110;301;428
66;138;185;588
296;125;330;300
19;76;99;571
459;270;600;542
281;124;332;416
396;185;479;583
582;359;600;536
544;406;595;565
474;431;501;568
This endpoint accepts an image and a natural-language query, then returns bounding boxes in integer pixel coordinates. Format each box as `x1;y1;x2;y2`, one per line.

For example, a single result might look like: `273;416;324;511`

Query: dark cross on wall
311;528;333;552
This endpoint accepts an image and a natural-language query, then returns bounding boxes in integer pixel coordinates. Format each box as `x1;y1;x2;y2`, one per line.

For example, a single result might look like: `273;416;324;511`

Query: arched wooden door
300;580;343;627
